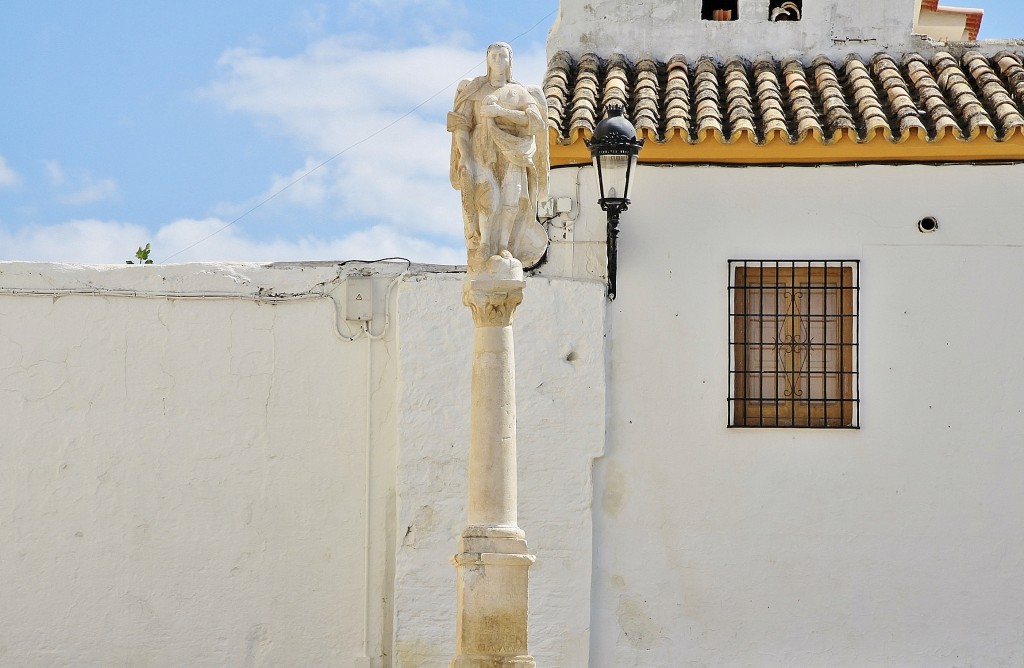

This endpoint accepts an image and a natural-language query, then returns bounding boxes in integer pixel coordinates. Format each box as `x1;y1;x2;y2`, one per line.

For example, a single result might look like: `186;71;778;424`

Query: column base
459;525;529;556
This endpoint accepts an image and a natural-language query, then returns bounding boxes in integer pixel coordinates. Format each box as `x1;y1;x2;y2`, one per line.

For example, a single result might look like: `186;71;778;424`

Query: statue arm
481;104;529;126
448;80;477;186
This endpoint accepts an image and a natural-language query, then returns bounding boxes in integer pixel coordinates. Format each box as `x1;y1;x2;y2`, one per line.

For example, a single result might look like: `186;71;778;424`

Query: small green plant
127;243;154;265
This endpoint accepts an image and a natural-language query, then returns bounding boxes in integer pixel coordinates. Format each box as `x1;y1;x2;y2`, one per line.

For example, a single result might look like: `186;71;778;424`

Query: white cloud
0;156;21;189
253;157;336;210
155;217;463;264
202;36;547;244
44;160;64;187
61;177;120;206
42;160;120;206
295;3;329;38
0;217;463;266
0;219;150;264
0;34;548;266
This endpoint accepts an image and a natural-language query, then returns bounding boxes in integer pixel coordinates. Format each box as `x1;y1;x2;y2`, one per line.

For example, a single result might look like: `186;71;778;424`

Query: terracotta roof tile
566;53;601;141
542;51;572;136
724;58;756;141
963;51;1024;136
844;56;892;139
664;56;692;140
965;13;983;41
811;56;856;139
902;53;962;138
753;60;789;141
933;51;995;138
782;57;824;141
633;59;661;138
994;51;1024;116
694;57;724;140
602;54;631;114
545;50;1024;151
871;54;926;139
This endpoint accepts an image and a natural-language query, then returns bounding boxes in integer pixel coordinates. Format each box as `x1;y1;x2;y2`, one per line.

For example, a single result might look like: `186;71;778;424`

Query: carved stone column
451;254;536;668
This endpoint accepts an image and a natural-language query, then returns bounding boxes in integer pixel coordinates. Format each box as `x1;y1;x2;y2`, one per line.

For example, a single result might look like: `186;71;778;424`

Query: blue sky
1;0;1022;264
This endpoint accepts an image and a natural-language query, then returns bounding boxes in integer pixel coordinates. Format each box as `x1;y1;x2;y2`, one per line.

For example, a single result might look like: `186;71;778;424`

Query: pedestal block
451;549;536;668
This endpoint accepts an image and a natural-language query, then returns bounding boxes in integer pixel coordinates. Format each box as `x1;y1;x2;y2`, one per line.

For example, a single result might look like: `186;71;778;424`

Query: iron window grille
729;260;859;428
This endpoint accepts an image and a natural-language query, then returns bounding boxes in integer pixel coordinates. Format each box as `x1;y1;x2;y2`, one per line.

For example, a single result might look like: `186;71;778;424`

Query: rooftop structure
916;0;984;41
544;0;1023;164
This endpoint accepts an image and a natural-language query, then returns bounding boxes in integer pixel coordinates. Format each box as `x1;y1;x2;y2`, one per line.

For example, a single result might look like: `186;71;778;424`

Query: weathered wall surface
548;0;924;61
0;262;397;666
545;162;1024;666
0;262;606;667
9;161;1021;667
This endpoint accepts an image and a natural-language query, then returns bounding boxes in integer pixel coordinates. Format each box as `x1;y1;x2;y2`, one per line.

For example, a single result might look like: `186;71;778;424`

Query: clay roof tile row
543;50;1024;146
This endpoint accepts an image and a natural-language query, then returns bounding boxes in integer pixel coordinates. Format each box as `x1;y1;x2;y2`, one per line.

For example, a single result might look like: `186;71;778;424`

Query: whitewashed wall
544;162;1024;666
548;0;923;62
0;262;606;667
7;161;1021;667
0;262;394;666
548;0;1022;63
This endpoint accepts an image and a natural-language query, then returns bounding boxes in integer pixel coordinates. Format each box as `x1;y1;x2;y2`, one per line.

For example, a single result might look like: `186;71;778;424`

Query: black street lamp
585;105;644;300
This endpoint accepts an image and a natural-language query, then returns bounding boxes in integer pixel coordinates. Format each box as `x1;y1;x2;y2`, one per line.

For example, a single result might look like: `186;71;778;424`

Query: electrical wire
160;10;557;264
2;256;415;343
323;257;411;341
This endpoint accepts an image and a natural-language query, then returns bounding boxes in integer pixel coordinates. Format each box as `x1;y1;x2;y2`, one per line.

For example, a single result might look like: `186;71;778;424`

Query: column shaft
467;325;518;529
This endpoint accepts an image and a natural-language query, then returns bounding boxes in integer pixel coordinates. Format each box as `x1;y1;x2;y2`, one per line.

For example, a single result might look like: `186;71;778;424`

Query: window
729;261;859;428
702;0;738;21
769;0;802;21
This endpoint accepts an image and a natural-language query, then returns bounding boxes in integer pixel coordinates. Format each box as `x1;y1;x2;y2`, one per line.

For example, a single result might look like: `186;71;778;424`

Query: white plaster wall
392;274;607;667
549;162;1024;666
0;262;402;666
0;261;608;667
548;0;925;62
11;159;1020;667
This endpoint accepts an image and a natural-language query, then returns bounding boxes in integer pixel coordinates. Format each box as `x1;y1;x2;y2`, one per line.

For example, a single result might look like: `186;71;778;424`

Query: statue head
486;42;513;82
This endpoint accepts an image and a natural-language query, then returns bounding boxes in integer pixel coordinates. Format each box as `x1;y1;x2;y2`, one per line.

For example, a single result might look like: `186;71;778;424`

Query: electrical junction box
346;277;374;321
537;197;574;219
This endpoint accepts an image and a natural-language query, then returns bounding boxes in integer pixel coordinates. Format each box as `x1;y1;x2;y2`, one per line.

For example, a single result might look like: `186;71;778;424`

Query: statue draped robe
448;75;549;271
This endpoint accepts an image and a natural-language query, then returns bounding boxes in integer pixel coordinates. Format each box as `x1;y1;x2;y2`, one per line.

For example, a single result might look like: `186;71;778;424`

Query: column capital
463;253;526;328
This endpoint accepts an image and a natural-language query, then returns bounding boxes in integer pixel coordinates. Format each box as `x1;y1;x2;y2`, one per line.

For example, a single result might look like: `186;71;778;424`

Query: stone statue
448;44;544;666
448;42;549;274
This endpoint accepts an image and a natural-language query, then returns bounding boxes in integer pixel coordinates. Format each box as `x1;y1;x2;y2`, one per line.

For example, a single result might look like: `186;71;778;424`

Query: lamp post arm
605;205;623;300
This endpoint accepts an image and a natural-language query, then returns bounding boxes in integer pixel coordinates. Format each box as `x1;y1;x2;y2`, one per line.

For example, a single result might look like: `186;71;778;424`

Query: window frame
728;260;860;429
768;0;802;21
701;0;739;21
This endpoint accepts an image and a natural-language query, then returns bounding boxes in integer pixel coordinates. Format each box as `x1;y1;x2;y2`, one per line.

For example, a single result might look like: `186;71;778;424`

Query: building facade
3;0;1024;666
539;0;1024;664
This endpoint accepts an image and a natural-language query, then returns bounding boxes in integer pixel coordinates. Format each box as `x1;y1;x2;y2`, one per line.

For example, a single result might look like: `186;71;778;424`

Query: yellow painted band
550;126;1024;166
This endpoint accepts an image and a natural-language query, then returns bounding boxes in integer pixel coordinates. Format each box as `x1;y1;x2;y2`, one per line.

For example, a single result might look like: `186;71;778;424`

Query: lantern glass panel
624;153;639;200
591;156;604;200
598;153;630;200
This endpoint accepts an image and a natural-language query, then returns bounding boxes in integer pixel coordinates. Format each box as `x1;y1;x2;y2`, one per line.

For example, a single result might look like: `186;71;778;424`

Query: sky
1;0;1022;265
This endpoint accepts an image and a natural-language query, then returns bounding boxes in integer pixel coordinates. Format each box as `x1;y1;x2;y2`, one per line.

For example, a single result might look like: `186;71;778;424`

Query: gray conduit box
346;277;374;321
